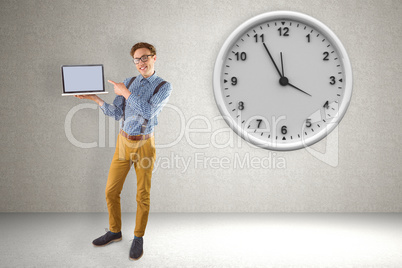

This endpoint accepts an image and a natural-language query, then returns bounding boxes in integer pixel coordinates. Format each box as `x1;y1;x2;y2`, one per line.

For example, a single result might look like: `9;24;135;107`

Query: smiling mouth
139;66;147;71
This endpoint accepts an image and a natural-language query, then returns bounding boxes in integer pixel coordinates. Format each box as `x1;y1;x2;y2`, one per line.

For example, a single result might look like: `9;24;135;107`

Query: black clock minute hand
263;42;282;78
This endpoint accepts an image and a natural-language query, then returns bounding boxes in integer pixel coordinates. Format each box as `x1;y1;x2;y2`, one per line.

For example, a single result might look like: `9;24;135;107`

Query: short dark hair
130;42;156;58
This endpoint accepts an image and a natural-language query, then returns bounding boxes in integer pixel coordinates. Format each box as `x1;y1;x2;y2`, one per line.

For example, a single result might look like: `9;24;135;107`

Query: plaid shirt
100;72;172;135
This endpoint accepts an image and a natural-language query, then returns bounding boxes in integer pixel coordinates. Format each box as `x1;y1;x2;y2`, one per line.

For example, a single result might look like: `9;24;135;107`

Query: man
75;42;172;261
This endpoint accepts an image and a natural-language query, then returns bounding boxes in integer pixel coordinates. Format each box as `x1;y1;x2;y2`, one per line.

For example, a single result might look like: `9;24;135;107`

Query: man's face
133;48;156;78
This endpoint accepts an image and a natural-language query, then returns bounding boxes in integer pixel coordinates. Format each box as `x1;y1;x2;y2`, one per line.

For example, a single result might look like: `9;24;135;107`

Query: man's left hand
108;80;131;99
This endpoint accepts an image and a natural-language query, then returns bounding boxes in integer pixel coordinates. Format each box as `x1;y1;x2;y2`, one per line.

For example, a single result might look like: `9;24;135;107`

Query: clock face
213;11;352;151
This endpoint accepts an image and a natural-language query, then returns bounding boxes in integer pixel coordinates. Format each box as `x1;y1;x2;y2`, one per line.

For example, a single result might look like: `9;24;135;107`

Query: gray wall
0;0;401;212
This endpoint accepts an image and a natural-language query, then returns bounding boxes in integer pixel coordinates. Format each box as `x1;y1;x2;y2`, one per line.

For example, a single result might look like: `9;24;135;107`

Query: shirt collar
138;71;158;83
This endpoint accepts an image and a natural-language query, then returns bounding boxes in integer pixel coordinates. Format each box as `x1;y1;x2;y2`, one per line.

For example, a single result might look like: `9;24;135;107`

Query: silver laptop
61;64;108;96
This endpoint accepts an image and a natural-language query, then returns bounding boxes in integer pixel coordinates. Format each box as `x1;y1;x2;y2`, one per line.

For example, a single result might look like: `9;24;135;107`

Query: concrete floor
0;213;401;267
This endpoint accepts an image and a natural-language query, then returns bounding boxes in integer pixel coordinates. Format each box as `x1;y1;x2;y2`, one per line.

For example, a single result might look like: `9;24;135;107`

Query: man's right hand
74;94;104;106
74;94;96;100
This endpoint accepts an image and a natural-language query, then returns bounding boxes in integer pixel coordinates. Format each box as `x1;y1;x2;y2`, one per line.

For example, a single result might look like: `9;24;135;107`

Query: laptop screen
62;64;105;94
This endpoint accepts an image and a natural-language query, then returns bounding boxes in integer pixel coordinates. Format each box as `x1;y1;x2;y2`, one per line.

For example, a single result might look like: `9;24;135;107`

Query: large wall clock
213;11;353;151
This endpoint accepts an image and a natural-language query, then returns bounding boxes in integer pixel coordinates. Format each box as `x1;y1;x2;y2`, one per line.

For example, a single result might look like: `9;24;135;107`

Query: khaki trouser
105;132;156;237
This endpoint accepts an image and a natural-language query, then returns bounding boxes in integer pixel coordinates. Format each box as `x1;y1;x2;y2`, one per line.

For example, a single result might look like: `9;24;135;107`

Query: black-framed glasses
133;55;154;64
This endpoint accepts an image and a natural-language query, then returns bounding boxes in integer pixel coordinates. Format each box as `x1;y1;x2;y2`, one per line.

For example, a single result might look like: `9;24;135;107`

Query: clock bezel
213;10;353;151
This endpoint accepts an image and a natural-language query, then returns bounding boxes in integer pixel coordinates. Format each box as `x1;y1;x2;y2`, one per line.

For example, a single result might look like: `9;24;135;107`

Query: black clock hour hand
263;42;282;78
287;82;312;97
279;51;312;97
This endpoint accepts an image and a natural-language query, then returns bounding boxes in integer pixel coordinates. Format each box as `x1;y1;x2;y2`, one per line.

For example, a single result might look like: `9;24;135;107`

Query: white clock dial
213;11;352;151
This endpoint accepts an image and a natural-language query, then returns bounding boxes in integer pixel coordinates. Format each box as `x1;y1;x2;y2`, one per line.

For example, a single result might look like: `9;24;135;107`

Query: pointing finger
108;80;117;86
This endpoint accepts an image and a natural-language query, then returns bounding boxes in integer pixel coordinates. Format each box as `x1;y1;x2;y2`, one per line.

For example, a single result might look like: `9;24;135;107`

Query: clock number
306;34;310;43
256;119;262;128
329;76;336;85
281;126;287;134
278;27;289;37
235;52;247;61
254;34;264;43
231;77;237;85
323;101;329;109
238;101;244;110
306;118;312;128
323;52;329;61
